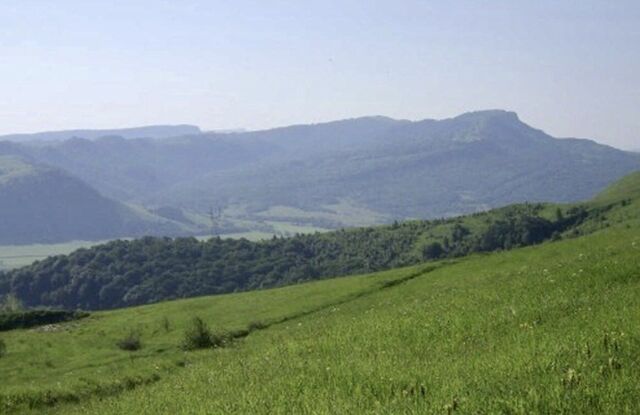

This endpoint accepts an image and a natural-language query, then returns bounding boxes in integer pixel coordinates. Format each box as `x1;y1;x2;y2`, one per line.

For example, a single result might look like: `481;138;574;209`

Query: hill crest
0;124;202;142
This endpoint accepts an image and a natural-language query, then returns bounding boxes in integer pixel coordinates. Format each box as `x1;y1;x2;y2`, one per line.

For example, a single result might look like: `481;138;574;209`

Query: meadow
41;217;640;414
1;172;638;414
0;264;428;413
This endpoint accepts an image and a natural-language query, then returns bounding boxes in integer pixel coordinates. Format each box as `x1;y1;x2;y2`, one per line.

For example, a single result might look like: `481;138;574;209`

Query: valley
3;3;638;413
0;172;638;413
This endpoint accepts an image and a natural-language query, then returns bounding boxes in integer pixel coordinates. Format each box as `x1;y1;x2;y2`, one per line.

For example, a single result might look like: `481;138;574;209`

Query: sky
0;1;638;149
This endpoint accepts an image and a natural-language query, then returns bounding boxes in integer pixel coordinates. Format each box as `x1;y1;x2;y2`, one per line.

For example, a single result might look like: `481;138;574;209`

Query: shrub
0;310;89;332
182;317;225;350
0;339;6;358
161;316;171;332
117;331;142;351
247;321;266;331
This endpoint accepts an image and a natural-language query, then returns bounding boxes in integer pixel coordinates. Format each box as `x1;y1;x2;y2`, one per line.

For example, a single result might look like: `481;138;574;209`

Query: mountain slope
0;156;186;244
2;170;637;310
1;176;639;414
64;218;640;414
0;135;278;202
147;110;639;223
2;111;638;230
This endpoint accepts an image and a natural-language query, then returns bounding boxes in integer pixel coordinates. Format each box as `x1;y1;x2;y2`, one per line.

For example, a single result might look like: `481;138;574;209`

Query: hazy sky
0;1;638;149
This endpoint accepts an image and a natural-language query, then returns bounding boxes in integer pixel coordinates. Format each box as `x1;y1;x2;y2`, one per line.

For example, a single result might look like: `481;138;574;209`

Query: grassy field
256;198;388;228
39;215;639;414
0;208;636;413
1;172;638;414
0;264;429;413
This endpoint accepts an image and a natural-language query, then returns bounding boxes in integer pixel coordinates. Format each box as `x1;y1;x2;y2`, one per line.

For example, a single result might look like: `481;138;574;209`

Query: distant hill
153;111;638;223
2;169;638;310
0;125;201;142
0;156;187;244
0;110;638;233
0;134;277;202
1;171;640;414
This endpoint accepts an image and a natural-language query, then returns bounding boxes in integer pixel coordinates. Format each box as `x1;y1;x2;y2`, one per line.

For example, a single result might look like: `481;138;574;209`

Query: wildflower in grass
444;397;459;414
563;368;579;387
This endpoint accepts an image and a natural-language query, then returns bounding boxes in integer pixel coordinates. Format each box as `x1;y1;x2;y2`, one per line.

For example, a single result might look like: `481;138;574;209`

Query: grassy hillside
0;265;427;412
0;173;637;413
0;190;637;413
591;171;640;205
54;219;640;414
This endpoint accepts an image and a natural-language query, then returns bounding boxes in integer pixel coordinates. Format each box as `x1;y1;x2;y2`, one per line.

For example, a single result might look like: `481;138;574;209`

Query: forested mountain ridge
1;110;637;231
160;111;639;220
0;124;201;142
0;111;637;245
2;171;637;310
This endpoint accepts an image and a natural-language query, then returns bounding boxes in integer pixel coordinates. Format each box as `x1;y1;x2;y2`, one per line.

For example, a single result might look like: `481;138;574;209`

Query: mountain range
0;125;201;142
0;110;637;244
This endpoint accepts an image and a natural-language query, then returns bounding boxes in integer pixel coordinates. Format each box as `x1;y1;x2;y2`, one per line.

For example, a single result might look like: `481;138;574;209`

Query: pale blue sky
0;1;638;148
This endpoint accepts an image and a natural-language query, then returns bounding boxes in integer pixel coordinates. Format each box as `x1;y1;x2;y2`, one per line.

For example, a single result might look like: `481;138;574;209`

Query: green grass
591;171;640;205
2;172;639;413
40;215;640;414
256;198;388;227
0;265;426;413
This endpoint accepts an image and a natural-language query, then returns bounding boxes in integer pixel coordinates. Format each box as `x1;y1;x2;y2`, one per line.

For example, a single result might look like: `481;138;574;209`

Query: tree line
0;203;591;310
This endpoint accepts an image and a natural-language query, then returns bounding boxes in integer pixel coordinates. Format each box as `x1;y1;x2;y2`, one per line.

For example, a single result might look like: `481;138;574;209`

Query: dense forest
0;202;594;310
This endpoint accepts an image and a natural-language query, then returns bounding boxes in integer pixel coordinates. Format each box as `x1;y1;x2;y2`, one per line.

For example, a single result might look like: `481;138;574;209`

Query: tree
423;242;444;260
